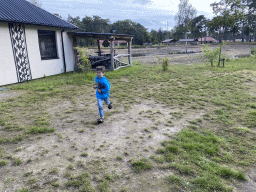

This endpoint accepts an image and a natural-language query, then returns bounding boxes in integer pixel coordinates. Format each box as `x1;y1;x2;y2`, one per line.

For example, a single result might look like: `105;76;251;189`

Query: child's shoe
97;117;104;124
108;103;112;109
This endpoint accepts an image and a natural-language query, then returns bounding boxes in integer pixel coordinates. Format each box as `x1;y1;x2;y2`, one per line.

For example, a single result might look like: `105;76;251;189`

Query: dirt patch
0;91;206;191
88;43;255;65
0;89;23;101
236;167;256;192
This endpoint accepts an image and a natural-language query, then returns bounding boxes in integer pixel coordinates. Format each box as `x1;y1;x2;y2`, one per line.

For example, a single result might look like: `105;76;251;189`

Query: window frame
38;30;59;60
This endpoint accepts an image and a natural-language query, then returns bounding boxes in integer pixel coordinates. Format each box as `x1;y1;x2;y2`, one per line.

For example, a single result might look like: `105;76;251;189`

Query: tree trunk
254;24;256;42
219;28;221;43
233;29;235;42
224;27;227;41
242;20;245;42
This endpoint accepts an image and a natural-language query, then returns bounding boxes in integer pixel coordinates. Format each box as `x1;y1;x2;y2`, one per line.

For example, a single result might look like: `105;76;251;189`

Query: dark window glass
38;30;58;60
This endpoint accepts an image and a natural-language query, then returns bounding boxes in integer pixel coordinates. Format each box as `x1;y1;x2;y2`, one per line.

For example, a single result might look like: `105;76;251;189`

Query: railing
113;54;131;70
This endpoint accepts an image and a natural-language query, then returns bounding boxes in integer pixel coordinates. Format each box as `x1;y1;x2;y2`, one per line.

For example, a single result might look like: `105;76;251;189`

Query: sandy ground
88;43;255;65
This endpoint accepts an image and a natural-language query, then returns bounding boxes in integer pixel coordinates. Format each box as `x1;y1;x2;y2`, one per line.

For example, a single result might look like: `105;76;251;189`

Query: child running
94;66;112;123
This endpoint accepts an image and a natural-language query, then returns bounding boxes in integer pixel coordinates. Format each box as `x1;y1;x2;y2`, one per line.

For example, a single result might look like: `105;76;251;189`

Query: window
38;30;58;60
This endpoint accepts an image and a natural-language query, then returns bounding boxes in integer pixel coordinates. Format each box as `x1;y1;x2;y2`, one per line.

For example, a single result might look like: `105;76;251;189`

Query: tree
28;0;42;7
175;0;197;27
53;13;62;18
150;29;159;44
172;24;189;40
91;16;110;33
190;15;208;40
210;0;246;42
67;15;80;26
110;20;151;45
67;15;151;45
78;16;110;33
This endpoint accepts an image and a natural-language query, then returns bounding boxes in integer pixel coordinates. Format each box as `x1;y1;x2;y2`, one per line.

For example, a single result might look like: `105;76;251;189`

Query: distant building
162;39;177;44
179;39;198;44
198;37;217;43
99;40;128;47
235;39;247;42
143;42;153;46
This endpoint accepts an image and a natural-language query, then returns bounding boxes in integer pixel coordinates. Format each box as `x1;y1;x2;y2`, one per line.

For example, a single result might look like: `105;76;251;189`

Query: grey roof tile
0;0;78;29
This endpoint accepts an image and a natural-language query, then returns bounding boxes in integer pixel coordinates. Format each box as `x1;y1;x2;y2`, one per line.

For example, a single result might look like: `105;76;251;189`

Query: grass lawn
1;56;256;191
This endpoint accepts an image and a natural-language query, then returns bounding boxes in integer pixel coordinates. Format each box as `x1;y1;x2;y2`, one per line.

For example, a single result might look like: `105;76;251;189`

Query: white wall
0;22;19;86
63;31;75;72
26;26;75;78
26;26;65;79
0;24;75;86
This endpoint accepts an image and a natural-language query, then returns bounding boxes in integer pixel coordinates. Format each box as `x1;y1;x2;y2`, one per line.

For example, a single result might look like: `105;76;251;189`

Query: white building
0;0;78;86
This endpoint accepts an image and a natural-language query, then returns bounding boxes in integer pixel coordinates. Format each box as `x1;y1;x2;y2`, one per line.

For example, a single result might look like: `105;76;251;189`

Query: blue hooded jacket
95;76;111;99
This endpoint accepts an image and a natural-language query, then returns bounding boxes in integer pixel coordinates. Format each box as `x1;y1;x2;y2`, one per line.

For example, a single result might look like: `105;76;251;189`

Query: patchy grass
130;158;153;173
1;56;256;191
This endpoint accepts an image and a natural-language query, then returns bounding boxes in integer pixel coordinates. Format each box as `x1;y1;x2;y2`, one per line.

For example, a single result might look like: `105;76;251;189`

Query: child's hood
96;76;107;82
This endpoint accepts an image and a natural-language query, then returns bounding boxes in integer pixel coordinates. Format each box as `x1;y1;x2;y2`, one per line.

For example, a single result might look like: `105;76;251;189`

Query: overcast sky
39;0;217;31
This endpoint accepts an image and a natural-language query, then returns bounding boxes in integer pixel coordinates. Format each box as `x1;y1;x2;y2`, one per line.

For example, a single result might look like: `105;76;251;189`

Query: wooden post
128;39;132;66
97;40;101;56
73;36;79;71
110;39;114;71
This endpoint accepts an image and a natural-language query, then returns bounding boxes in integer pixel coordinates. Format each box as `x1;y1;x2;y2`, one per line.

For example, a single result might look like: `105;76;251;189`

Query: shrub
202;44;219;64
0;160;7;167
166;174;183;184
27;126;55;134
157;56;169;71
162;58;169;71
75;47;91;73
131;158;153;173
251;46;256;55
17;188;31;192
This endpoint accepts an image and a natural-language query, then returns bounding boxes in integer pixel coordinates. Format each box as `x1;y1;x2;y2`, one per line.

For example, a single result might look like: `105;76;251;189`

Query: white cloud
132;0;153;5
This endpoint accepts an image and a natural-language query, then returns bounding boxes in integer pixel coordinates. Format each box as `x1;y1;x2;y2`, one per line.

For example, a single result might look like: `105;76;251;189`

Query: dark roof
0;0;77;29
67;32;134;40
162;39;177;43
198;37;217;42
179;39;198;42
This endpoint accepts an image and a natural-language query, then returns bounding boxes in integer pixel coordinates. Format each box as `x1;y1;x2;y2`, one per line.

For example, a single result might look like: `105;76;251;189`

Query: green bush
0;160;7;167
162;58;169;71
17;188;31;192
27;126;55;134
131;158;153;173
156;56;169;71
132;45;147;48
75;47;91;72
251;46;256;55
202;44;219;63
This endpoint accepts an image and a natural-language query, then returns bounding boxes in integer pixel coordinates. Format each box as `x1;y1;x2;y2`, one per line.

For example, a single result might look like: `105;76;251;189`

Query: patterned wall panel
9;23;32;82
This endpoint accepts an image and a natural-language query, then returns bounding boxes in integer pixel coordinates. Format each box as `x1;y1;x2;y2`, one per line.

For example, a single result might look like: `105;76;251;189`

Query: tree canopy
175;0;197;26
67;15;151;45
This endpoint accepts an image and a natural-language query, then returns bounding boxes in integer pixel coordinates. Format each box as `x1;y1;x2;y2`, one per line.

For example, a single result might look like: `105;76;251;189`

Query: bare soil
88;43;255;65
0;87;206;191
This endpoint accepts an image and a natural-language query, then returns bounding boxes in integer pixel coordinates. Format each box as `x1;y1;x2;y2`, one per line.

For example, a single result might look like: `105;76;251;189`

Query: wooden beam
128;39;132;66
97;40;101;56
110;40;115;71
73;37;78;71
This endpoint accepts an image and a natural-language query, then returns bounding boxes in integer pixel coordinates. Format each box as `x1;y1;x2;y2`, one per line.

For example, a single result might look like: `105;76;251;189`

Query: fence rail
114;54;131;70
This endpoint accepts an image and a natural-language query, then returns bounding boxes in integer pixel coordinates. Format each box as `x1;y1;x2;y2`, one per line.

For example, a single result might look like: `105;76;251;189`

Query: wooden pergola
67;32;134;71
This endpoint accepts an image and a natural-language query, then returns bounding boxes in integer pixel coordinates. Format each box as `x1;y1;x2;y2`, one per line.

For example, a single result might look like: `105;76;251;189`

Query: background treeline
67;15;151;46
172;0;256;43
67;0;256;46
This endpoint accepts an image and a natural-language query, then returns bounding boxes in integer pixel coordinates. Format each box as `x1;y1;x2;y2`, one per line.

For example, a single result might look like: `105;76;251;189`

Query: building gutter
61;29;66;73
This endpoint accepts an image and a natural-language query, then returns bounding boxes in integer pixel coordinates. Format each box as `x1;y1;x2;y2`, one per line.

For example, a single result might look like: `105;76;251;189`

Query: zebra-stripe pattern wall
9;23;32;82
